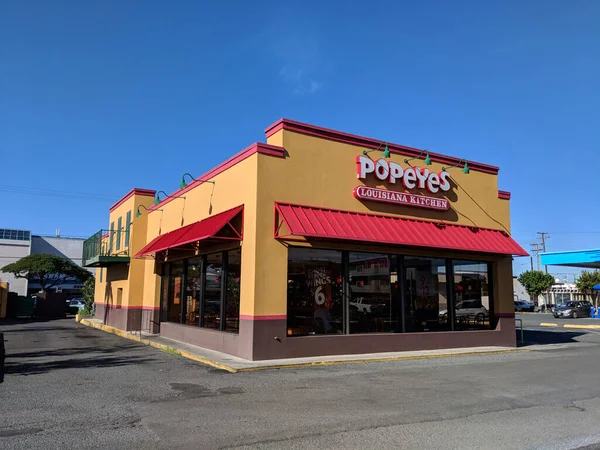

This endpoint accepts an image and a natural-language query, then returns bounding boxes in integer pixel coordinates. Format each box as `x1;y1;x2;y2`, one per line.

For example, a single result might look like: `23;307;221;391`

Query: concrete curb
76;317;528;373
539;322;600;330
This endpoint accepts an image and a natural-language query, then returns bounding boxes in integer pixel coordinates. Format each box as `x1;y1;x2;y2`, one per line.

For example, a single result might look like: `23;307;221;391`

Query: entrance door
403;256;449;332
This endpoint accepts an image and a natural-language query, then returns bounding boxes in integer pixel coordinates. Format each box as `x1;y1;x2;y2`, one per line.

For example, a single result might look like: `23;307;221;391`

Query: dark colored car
553;301;592;319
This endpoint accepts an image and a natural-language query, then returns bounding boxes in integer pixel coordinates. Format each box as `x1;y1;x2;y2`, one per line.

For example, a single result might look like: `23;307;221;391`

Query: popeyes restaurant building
83;119;527;361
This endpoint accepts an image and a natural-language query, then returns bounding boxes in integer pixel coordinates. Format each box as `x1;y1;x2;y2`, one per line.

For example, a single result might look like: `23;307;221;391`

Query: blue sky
1;1;599;277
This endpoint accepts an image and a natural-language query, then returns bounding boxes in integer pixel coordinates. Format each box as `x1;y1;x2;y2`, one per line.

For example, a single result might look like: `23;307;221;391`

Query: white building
0;229;32;296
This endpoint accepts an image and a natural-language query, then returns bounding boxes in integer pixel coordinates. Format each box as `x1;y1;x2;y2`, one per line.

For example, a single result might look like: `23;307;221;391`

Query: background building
0;228;32;296
0;228;90;296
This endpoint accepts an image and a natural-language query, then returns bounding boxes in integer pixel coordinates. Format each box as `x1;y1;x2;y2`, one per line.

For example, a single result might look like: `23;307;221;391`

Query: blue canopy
594;284;600;290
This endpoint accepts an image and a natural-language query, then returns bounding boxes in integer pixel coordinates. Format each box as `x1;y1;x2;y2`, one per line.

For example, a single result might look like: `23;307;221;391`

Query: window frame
116;217;122;251
159;247;241;335
286;246;497;337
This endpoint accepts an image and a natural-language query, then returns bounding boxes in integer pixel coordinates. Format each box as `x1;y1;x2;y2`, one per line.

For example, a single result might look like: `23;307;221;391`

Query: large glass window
403;257;449;332
204;252;223;330
225;249;241;333
452;260;492;330
348;253;398;333
168;260;185;323
159;248;241;333
185;257;203;326
287;248;343;336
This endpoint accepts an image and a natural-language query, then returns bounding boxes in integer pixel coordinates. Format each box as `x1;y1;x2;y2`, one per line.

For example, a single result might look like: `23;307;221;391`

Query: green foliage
517;270;555;299
1;253;92;292
575;270;600;293
81;277;95;314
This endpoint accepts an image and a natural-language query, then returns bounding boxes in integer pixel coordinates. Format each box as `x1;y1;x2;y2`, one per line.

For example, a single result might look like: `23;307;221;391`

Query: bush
81;277;95;314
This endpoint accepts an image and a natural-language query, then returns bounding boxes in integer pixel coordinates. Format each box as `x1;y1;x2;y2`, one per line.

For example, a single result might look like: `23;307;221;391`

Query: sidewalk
77;316;525;373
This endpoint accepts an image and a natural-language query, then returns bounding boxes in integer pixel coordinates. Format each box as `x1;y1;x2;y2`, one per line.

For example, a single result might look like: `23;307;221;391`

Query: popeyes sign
354;155;451;211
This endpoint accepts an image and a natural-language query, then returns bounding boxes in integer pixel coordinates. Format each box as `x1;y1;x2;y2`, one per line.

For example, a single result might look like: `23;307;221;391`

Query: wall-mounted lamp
404;149;432;166
442;159;469;174
180;173;216;189
154;190;185;205
362;142;390;158
135;204;163;217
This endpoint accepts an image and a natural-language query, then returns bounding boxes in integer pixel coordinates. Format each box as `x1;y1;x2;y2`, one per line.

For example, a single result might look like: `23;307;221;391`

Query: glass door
403;257;449;332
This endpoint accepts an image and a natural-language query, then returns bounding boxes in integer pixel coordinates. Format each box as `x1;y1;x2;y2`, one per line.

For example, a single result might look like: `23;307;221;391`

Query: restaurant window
185;257;203;326
287;248;343;336
204;252;223;330
225;249;241;333
348;252;398;333
168;260;185;323
452;260;493;330
109;221;114;253
124;211;131;248
404;257;449;332
116;217;122;250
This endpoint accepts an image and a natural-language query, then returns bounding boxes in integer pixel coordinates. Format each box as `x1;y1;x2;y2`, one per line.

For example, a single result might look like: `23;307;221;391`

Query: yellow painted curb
234;349;529;373
563;324;600;330
539;323;558;327
76;316;527;373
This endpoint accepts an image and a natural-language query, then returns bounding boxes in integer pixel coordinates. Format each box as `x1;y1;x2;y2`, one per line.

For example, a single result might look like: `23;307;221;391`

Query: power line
0;185;121;202
538;232;549;273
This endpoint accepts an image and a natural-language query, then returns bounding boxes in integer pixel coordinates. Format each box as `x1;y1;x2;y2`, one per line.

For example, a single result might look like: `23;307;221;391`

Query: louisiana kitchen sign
355;155;451;211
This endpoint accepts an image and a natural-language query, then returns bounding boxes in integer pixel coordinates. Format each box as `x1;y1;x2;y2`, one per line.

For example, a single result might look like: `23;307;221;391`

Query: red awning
135;205;243;257
275;203;528;256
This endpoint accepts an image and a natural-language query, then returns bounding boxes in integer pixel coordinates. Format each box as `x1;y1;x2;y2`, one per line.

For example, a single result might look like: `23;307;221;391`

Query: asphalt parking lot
2;318;600;450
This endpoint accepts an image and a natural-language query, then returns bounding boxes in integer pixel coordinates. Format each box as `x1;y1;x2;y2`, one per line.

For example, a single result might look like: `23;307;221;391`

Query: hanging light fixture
154;191;186;205
363;142;390;158
404;149;432;166
442;159;470;174
180;173;216;189
135;205;163;217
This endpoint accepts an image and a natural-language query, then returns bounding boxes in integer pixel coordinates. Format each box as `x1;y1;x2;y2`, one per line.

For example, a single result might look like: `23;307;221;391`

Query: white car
439;300;489;321
68;299;86;312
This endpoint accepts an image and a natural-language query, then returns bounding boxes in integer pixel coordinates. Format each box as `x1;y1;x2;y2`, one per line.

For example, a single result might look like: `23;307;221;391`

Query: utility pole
537;232;550;273
530;243;541;271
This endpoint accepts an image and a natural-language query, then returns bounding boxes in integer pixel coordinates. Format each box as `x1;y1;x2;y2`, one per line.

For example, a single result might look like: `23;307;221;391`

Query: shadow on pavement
7;344;140;359
520;329;586;346
6;353;157;376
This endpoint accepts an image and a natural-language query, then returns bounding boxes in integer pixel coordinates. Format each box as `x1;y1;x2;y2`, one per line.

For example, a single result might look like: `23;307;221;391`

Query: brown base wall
95;303;516;361
249;316;516;360
95;304;154;332
160;321;253;360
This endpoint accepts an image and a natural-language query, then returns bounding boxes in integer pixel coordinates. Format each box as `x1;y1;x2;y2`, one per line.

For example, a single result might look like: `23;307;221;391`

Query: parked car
439;300;488;322
514;300;535;312
553;301;592;319
67;299;86;315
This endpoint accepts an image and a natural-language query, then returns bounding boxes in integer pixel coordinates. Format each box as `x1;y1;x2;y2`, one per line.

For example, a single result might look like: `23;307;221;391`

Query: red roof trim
498;190;511;200
109;188;156;212
149;143;284;212
135;205;243;257
265;118;499;175
275;202;528;256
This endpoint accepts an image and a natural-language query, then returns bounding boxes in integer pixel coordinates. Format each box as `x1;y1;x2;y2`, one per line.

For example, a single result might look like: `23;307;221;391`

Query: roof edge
265;118;499;175
109;188;156;212
148;143;284;212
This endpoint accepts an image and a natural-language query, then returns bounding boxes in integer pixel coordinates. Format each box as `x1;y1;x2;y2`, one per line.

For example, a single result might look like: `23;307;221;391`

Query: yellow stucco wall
140;154;259;313
99;123;517;323
95;193;154;309
248;128;515;317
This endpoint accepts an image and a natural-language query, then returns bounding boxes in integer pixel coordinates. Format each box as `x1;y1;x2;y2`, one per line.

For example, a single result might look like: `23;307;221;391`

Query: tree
518;270;555;302
1;254;92;293
81;277;95;314
575;270;600;307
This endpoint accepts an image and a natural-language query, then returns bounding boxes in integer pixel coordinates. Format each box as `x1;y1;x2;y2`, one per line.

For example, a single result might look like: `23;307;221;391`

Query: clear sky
1;1;598;277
